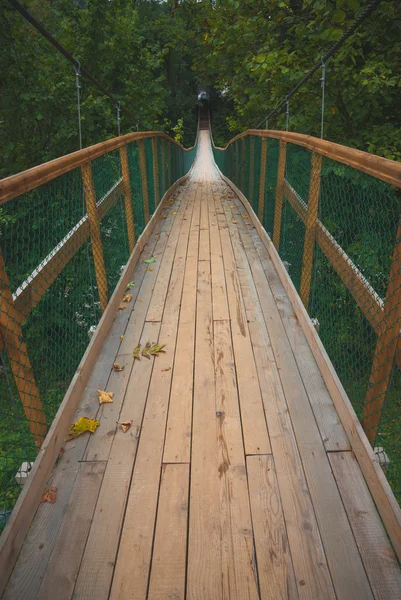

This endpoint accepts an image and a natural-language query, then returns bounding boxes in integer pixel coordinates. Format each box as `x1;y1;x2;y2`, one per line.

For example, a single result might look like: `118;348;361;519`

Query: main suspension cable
256;0;382;129
6;0;145;130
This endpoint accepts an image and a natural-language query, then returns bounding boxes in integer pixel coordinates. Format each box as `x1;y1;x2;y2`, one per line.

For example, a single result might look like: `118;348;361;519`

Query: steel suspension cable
256;0;382;128
6;0;145;130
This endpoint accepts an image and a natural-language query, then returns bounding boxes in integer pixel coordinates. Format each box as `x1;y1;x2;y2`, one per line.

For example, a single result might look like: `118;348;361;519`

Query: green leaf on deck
149;343;166;356
133;344;141;360
142;342;151;359
127;281;135;288
144;257;156;264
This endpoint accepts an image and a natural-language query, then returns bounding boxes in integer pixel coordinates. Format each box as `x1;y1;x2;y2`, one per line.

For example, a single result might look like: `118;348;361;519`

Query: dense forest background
1;0;400;180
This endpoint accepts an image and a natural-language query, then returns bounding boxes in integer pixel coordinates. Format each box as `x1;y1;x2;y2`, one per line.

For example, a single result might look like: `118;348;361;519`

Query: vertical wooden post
161;138;166;196
272;140;287;250
249;136;255;202
0;249;47;448
138;139;150;224
258;139;267;222
152;138;160;207
362;220;401;443
81;162;108;313
119;145;136;253
241;138;246;190
168;141;172;189
235;140;240;186
299;152;322;308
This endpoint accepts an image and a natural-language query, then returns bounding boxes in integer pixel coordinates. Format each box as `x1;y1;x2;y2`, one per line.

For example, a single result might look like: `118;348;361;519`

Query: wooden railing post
138;140;150;224
272;140;287;250
152;138;160;207
299;152;322;308
161;138;166;196
241;137;246;190
81;162;108;312
235;140;240;185
168;141;172;189
249;136;255;202
119;145;136;253
0;248;47;448
362;220;401;443
258;139;267;222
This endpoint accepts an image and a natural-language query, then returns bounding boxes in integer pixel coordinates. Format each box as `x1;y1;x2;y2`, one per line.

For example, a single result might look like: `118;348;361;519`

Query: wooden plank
33;462;105;600
152;137;160;206
247;455;298;600
218;170;401;564
299;152;322;308
272;140;286;250
0;247;47;447
147;464;189;600
329;451;401;600
73;321;160;600
218;221;271;455
163;184;200;462
109;190;193;599
258;138;267;221
198;182;210;261
120;145;136;252
0;170;191;597
82;162;108;312
138;139;150;224
187;260;222;598
362;217;401;442
209;181;229;321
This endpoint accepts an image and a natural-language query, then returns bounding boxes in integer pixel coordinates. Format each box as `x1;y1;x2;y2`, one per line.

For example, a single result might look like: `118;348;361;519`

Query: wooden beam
241;137;246;189
0;248;47;448
120;145;136;253
168;141;172;189
300;152;322;308
215;168;401;564
249;136;255;202
161;138;166;197
152;137;160;206
258;139;267;222
138;140;150;224
81;163;108;312
362;218;401;442
272;140;286;250
0;169;193;597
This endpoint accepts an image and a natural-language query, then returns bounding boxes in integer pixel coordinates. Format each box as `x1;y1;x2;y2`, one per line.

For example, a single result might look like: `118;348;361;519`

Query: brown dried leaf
122;294;132;303
113;362;124;372
97;389;114;404
161;367;171;372
117;420;133;433
242;215;248;219
232;220;238;224
41;487;57;504
120;335;124;342
118;303;126;311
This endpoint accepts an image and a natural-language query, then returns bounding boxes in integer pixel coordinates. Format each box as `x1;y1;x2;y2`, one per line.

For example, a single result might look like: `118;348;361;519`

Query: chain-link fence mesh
212;132;401;505
0;133;197;530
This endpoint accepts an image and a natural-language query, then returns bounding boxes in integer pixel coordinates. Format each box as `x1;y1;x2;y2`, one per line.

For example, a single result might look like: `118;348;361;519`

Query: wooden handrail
213;129;401;189
0;131;196;205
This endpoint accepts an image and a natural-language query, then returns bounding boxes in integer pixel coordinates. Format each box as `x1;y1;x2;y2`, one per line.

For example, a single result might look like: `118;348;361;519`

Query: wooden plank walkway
4;131;401;600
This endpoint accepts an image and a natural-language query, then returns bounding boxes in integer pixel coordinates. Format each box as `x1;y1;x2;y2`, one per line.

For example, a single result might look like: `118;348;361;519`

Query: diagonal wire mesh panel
211;130;401;505
0;133;197;531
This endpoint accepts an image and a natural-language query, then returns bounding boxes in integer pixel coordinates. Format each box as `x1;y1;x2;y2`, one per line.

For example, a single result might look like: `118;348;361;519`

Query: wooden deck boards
4;131;401;600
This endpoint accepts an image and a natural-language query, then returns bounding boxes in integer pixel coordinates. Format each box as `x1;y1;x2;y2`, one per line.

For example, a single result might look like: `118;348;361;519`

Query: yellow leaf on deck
41;487;57;504
172;211;177;214
113;362;124;372
120;335;124;342
242;215;248;219
142;342;151;359
97;390;114;404
149;343;166;357
133;344;141;360
122;294;132;303
146;267;154;272
118;303;126;310
232;220;238;224
65;417;100;441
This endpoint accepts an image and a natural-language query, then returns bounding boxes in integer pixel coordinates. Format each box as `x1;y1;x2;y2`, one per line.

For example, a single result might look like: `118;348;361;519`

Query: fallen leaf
230;205;235;208
127;281;135;288
58;447;65;459
117;420;133;433
41;487;57;504
113;362;124;372
146;267;154;272
65;417;100;441
144;257;156;264
122;293;132;303
149;343;166;356
118;303;126;310
97;389;114;404
160;215;167;219
142;342;151;359
172;211;177;214
232;220;238;224
242;215;248;219
161;367;171;372
133;344;141;360
120;335;124;342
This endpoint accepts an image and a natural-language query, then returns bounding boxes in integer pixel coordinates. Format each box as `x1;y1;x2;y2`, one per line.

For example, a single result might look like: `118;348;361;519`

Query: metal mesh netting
213;132;401;504
0;133;197;530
